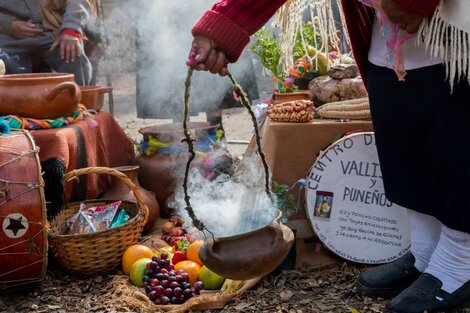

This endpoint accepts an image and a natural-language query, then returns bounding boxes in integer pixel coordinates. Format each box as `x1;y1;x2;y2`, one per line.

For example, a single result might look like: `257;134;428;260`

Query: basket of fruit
48;167;149;275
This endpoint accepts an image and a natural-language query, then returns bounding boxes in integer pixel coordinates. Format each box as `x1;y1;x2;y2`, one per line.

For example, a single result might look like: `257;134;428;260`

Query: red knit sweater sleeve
192;0;287;62
393;0;440;16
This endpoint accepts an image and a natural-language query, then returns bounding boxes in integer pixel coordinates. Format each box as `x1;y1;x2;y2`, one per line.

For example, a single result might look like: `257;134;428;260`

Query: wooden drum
0;130;47;291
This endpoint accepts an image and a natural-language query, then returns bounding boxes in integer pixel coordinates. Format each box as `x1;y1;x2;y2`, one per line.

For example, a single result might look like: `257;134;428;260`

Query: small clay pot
198;210;295;280
0;73;81;119
80;86;112;111
101;165;160;234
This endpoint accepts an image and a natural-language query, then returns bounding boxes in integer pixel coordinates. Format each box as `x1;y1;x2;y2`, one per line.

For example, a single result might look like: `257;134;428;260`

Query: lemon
129;257;151;287
199;265;226;290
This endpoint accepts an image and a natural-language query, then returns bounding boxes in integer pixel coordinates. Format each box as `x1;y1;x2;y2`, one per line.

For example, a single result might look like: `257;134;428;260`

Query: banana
220;279;245;293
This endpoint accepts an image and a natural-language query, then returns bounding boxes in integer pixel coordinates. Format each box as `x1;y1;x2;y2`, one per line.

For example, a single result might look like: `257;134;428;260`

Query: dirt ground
1;259;469;313
0;261;385;313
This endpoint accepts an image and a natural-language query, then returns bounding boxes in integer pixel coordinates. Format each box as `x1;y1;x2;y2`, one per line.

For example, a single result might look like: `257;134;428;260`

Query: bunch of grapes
143;253;204;305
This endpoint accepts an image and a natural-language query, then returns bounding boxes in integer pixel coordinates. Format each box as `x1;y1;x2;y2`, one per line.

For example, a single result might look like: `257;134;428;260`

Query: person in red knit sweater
187;1;470;312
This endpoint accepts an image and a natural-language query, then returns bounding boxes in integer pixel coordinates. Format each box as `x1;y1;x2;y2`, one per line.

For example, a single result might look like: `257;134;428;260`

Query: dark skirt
366;62;470;233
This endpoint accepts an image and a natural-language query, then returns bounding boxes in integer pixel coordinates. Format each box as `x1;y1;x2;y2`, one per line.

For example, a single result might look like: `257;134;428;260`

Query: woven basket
48;167;149;275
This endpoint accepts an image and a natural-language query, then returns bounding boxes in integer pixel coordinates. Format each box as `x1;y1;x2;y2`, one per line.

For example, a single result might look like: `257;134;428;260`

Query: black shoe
384;273;470;313
356;252;421;299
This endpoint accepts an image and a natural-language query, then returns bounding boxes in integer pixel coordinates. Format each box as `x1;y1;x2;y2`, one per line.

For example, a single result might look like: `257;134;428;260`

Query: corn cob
316;102;370;114
316;97;369;113
220;279;245;293
317;109;371;120
268;100;314;122
0;60;4;75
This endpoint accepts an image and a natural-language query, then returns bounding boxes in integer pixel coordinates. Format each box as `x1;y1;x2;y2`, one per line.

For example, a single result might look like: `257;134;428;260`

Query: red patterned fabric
31;111;135;202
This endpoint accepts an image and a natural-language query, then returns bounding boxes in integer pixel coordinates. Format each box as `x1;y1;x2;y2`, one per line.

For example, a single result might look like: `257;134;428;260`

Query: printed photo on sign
314;191;334;219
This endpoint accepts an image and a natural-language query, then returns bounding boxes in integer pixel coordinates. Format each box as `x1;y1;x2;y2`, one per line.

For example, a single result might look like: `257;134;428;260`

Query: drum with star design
0;130;47;290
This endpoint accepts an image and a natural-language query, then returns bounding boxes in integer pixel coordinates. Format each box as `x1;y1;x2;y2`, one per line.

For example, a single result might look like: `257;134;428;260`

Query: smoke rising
103;1;277;236
133;0;259;119
171;164;278;238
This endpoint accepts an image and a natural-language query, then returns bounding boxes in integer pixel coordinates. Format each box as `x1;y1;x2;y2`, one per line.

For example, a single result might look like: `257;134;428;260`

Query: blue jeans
0;42;92;86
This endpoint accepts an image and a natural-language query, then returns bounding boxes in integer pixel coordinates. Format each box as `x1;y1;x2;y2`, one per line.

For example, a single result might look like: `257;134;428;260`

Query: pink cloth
359;0;414;80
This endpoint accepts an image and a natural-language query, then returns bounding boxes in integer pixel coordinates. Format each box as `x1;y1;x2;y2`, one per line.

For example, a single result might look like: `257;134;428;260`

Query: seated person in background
0;0;96;85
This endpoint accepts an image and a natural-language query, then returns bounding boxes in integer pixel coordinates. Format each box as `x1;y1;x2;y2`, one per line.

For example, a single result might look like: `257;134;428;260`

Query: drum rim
0;130;48;287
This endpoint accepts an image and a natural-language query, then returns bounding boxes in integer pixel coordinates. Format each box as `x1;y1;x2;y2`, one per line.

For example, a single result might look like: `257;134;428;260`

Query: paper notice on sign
305;132;410;264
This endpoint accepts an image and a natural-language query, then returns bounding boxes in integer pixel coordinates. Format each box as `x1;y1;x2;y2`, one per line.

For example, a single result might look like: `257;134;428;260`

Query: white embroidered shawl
418;0;470;89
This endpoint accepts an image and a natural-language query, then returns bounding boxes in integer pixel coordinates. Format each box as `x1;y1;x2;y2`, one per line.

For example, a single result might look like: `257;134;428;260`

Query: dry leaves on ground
1;262;470;313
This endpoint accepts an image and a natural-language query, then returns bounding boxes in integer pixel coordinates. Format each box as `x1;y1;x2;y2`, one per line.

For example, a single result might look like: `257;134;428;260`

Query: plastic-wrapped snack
110;208;130;228
67;202;86;230
91;201;122;232
70;210;96;234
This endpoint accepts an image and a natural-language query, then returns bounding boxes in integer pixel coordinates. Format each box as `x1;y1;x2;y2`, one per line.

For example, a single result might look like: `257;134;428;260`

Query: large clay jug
101;165;160;234
198;210;295;280
135;122;233;217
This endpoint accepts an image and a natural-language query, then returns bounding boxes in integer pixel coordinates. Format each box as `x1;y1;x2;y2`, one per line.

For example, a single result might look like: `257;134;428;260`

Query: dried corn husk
318;109;371;120
267;100;314;123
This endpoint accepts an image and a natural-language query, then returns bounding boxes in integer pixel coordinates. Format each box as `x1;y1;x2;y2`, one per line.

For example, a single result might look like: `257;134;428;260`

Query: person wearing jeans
0;0;94;85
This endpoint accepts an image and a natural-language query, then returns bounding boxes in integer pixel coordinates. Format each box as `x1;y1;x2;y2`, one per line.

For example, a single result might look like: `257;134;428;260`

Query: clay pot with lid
135;122;233;218
0;73;81;119
101;165;160;234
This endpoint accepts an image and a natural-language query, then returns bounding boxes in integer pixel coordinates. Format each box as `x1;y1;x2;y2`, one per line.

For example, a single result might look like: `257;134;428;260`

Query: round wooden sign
305;132;410;264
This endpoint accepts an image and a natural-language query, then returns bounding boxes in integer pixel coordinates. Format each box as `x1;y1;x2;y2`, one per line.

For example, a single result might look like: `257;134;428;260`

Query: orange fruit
122;244;154;275
186;240;204;266
174;260;201;285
